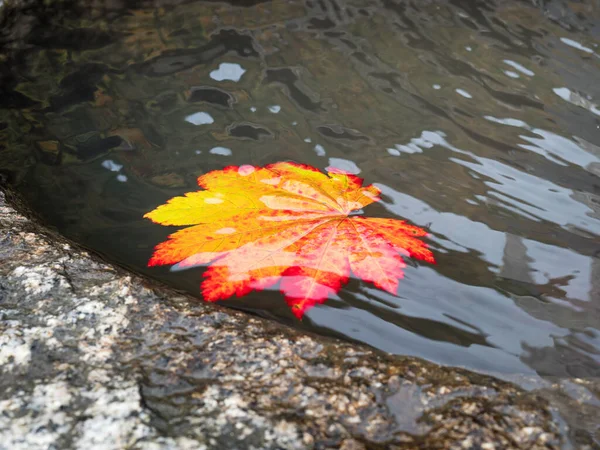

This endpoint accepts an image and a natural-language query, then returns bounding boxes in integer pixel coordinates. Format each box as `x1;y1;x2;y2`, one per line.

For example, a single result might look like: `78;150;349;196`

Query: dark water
1;0;600;384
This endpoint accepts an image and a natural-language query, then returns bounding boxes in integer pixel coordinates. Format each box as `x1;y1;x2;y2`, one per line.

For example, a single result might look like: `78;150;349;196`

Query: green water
1;0;599;401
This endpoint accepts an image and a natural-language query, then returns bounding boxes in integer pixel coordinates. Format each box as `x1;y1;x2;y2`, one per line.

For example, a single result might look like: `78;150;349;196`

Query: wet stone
137;30;258;77
0;87;40;109
317;125;370;142
227;122;273;140
265;68;323;112
70;135;124;161
188;87;234;108
150;172;187;188
35;140;61;165
147;91;179;112
48;63;110;112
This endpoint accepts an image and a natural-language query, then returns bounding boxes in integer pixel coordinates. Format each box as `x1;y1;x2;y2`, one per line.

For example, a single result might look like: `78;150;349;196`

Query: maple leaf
144;162;435;319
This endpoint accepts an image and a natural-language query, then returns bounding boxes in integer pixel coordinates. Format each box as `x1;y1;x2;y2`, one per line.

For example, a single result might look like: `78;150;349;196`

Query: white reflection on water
560;37;594;54
101;160;123;172
393;130;599;235
184;112;214;125
209;62;246;82
327;158;361;174
484;115;600;169
209;146;232;156
553;87;600;117
376;182;506;267
314;144;326;156
309;267;565;375
524;240;593;302
503;59;535;76
456;156;597;233
341;182;597;373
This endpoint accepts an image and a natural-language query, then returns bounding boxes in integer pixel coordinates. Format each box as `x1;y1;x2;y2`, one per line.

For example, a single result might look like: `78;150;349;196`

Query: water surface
1;0;599;386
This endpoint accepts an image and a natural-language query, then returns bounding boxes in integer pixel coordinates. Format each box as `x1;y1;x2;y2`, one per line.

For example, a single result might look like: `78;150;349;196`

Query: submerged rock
0;189;567;449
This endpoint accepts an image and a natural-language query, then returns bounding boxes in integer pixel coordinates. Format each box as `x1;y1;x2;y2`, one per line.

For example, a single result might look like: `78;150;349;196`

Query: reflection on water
1;0;599;421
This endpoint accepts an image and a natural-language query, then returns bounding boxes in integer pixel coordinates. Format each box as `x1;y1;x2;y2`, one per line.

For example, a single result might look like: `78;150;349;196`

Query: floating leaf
145;162;435;318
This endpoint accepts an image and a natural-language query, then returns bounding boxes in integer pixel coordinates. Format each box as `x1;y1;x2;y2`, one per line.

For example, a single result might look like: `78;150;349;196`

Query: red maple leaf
144;162;435;318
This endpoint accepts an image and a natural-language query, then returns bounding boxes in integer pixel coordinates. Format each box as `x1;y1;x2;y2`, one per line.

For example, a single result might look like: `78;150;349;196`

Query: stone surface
0;188;570;449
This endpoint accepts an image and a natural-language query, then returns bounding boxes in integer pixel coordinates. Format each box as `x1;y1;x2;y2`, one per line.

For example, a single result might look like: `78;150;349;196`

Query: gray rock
0;189;568;449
